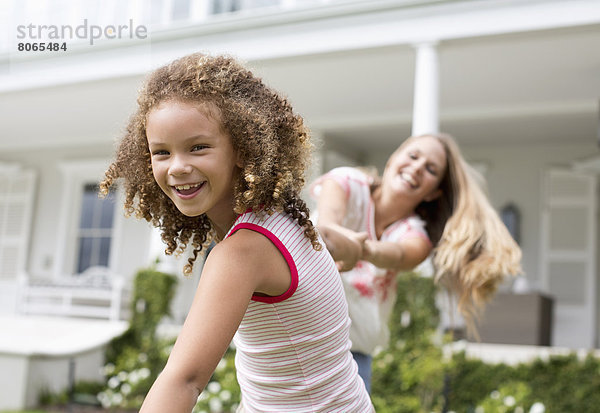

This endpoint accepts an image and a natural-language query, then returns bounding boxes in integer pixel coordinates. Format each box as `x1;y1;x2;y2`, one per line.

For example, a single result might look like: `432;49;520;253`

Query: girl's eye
408;152;418;160
152;150;169;156
191;144;207;152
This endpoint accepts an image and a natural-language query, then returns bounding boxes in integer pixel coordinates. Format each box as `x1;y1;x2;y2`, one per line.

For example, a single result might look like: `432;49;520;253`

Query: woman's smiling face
382;135;447;204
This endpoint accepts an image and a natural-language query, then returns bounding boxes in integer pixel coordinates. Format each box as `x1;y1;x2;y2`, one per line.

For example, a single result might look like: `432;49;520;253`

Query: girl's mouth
173;182;204;198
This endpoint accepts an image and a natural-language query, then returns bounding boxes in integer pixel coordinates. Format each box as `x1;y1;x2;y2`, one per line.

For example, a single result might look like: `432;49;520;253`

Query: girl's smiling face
146;100;241;233
382;135;447;204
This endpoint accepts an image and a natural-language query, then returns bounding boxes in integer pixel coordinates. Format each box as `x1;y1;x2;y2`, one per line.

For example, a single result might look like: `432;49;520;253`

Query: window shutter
540;168;597;348
0;167;36;279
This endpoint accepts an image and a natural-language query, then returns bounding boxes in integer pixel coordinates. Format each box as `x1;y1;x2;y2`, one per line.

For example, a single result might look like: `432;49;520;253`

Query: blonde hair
396;134;522;331
100;53;320;274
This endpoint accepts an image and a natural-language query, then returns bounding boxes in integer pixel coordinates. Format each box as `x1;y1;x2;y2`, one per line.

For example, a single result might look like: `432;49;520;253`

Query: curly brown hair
100;53;320;274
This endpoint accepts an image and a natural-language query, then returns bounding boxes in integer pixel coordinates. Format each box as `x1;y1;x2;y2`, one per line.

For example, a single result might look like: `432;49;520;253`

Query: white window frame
54;160;123;278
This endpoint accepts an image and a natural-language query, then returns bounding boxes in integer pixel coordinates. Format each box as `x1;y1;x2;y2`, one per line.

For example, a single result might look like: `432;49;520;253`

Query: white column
412;42;440;136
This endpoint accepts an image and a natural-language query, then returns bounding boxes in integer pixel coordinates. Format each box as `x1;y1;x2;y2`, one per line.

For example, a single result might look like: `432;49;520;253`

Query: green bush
371;272;447;413
98;267;178;409
59;266;600;412
370;273;600;413
193;347;241;413
447;347;600;412
475;381;535;413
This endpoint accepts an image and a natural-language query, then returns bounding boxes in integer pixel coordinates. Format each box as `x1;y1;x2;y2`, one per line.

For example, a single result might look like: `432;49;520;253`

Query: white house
1;0;599;354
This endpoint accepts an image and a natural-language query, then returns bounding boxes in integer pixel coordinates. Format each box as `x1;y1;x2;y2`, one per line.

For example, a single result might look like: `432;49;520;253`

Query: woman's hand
319;223;368;272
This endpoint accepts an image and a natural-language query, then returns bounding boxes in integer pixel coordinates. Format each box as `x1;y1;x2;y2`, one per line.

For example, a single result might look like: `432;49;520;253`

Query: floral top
311;167;431;354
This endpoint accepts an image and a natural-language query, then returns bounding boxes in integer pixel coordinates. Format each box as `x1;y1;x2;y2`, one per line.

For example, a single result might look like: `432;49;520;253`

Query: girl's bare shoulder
210;228;291;296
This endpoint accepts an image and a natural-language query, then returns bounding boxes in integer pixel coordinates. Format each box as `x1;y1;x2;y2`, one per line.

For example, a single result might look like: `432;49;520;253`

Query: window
56;159;121;276
75;183;116;273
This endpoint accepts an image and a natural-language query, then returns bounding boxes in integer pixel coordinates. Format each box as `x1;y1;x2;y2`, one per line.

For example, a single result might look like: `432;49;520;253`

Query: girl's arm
140;229;290;413
317;178;431;272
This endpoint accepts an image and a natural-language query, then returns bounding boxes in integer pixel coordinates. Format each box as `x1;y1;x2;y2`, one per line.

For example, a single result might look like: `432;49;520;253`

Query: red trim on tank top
227;222;298;303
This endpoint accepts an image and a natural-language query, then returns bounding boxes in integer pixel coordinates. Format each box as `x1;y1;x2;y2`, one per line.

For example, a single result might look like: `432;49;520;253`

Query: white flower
209;398;223;412
97;392;110;408
107;376;120;389
138;352;149;362
216;358;227;372
121;383;132;395
400;310;411;327
504;395;516;407
198;391;209;401
207;381;221;394
529;402;546;413
220;390;232;401
139;367;151;379
475;406;485;413
491;390;501;399
111;392;124;405
117;371;129;382
128;370;140;385
515;407;525;413
102;363;115;376
162;344;174;356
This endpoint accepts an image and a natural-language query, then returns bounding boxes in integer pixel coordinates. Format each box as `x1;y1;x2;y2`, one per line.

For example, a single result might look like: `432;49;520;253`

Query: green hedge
98;267;178;409
374;272;600;413
53;269;599;413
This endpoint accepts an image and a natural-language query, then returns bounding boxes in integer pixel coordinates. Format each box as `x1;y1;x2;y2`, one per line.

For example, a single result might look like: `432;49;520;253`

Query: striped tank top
225;210;373;413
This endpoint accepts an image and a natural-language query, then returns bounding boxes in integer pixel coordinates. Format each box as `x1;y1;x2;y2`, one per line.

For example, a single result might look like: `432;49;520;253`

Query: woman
311;133;522;391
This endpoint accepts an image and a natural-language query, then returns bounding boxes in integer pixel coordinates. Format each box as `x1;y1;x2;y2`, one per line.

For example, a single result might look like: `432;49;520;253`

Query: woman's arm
316;178;431;272
362;237;431;272
316;178;366;271
140;229;290;412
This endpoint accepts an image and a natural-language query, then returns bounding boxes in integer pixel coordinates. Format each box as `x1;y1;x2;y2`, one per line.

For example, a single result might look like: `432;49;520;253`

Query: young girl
311;133;522;392
100;53;373;413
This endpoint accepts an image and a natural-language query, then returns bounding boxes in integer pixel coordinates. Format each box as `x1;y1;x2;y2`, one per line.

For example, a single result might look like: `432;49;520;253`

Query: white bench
4;267;128;409
17;266;125;321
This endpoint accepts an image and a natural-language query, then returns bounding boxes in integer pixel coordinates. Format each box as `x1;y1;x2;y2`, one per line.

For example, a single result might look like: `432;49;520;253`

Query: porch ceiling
0;25;599;153
255;25;600;151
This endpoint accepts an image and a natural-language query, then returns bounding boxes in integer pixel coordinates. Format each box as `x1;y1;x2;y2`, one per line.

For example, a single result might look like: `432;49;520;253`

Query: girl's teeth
176;183;199;190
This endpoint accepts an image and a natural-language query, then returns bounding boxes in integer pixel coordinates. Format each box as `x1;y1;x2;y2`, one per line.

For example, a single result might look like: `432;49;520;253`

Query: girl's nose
168;155;192;176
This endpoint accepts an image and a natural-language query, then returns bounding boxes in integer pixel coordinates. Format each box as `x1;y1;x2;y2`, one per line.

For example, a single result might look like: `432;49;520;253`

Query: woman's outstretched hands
318;224;368;272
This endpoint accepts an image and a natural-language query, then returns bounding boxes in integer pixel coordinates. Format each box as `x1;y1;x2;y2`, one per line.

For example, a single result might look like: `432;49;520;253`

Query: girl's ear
235;151;244;168
423;189;442;202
